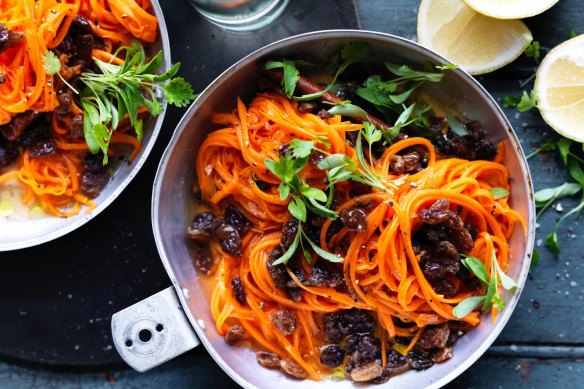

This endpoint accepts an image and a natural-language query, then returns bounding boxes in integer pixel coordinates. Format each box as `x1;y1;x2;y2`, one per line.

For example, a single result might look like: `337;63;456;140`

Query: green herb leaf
328;102;368;117
300;185;327;202
490;187;510;199
318;154;350;170
163;77;195;107
265;60;284;70
282;59;300;97
42;50;61;75
570;31;577;39
265;155;296;184
524;40;540;61
517;90;537;112
526;140;556;159
272;228;300;266
289;139;316;159
557;138;572;166
453;296;487;318
436;63;458;70
530;248;540;270
288;195;307;222
545;231;560;254
568;157;584;188
278;183;290;201
492;249;517;291
302;230;344;263
362;121;382;144
461;255;489;286
446;114;470;136
502;95;521;108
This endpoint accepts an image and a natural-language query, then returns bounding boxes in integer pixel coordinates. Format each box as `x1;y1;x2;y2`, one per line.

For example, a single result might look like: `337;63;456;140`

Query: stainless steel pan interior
112;30;535;389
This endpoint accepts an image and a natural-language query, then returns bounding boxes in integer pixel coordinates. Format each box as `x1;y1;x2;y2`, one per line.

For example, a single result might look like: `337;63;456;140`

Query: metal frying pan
0;0;170;251
111;30;535;388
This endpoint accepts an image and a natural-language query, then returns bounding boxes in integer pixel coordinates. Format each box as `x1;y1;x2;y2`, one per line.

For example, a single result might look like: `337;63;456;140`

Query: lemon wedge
534;34;584;142
417;0;533;75
463;0;559;19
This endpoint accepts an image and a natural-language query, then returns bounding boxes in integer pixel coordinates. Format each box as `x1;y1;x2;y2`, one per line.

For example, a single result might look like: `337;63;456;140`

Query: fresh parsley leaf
545;231;560;254
568;158;584;188
502;95;521;108
492;249;517;291
530;248;540;270
289;139;316;159
301;229;344;262
78;43;194;164
282;59;300;97
557;137;572;166
362;121;382;144
265;156;296;184
524;40;540;61
42;50;61;75
526;140;556;159
163;77;195;107
272;228;301;265
517;90;537;112
328;102;368;117
490;187;510;199
453;296;486;318
300;185;327;202
570;31;577;39
461;255;489;286
436;63;459;70
288;195;307;222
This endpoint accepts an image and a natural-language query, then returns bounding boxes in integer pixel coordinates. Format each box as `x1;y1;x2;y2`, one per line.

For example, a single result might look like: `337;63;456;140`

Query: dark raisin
297;102;317;113
308;149;326;167
19;124;50;148
266;255;288;288
389;155;405;173
0;142;18;168
280;359;307;379
71;15;92;33
465;223;478;240
419;199;451;224
317;109;333;120
83;152;106;172
432;278;459;297
192;244;213;275
28;140;56;158
231;276;246;306
81;168;108;198
430;346;453;363
2;110;43;141
256;351;281;368
308;261;343;288
320;344;345;367
474;138;497;160
443;211;465;230
350;361;383;382
340;207;368;232
417;325;450;349
435;241;460;263
324;313;343;343
187;212;219;243
224;324;245;345
271;309;296;336
69;114;84;139
54;90;73;114
75;34;94;61
286;286;302;302
280;218;299;248
329;309;376;338
217;224;242;256
406;351;434;371
0;24;24;54
224;205;251;235
255;179;269;190
346;333;380;361
402;152;420;172
448;227;474;253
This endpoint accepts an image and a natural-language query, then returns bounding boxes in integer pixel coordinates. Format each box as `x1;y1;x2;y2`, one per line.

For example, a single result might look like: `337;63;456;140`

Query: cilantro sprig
43;41;195;165
453;250;517;319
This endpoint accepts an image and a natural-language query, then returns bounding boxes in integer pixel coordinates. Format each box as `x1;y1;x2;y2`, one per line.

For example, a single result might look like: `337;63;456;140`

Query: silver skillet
111;30;535;388
0;0;170;251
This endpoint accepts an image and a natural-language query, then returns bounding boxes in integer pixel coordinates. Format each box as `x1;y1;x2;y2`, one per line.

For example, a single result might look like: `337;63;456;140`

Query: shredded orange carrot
197;92;525;380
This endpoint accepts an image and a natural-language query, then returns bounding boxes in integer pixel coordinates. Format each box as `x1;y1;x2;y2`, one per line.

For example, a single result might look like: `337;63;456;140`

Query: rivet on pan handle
111;286;200;372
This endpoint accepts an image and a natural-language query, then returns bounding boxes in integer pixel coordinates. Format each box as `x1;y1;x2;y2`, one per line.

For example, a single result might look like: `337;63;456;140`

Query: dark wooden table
2;0;583;387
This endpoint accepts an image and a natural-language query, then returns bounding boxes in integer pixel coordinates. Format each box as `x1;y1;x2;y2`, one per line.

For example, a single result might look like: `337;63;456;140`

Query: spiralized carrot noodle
196;92;525;381
0;0;158;216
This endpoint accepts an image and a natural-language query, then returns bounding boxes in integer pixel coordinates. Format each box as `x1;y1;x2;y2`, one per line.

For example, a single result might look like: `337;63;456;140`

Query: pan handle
111;286;200;372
